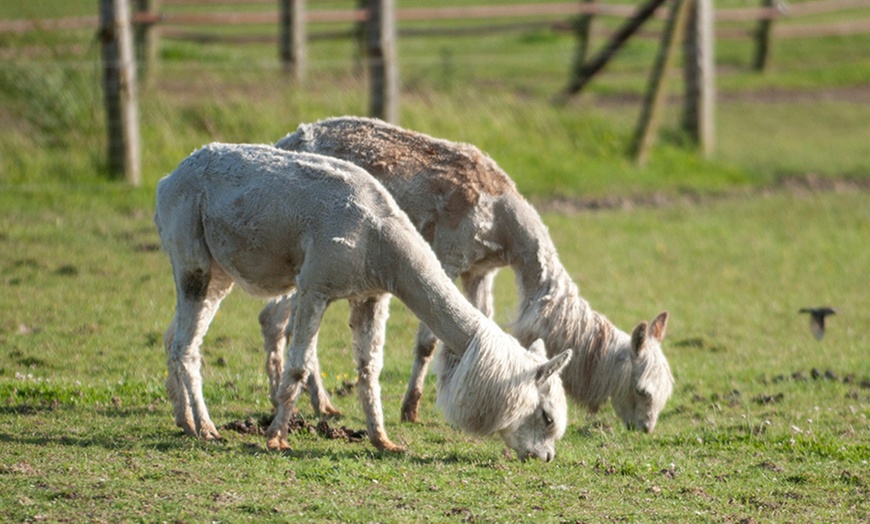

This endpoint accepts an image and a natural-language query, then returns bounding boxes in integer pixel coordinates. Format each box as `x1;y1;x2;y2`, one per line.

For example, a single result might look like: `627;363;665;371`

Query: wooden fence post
353;0;367;74
556;0;668;100
631;0;691;166
566;0;596;91
100;0;141;186
753;0;775;71
133;0;159;85
367;0;398;123
279;0;306;80
682;0;715;157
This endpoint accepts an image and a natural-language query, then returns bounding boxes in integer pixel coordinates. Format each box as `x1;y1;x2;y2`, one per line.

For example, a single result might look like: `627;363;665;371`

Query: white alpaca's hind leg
350;295;405;452
266;289;328;451
162;319;192;430
165;266;233;440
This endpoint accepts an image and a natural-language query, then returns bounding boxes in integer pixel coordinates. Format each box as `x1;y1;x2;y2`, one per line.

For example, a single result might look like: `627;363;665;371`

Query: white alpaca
267;117;673;432
154;143;572;460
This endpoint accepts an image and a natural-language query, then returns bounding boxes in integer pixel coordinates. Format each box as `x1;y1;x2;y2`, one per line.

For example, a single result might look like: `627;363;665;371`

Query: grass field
2;0;870;194
1;187;869;522
1;0;870;521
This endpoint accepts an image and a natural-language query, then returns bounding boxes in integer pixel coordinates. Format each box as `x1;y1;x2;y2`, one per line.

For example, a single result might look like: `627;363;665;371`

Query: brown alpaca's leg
400;323;437;423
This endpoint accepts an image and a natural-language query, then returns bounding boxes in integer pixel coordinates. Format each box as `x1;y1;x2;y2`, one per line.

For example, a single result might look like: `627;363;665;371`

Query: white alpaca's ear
528;338;547;358
650;311;669;342
631;321;648;355
536;349;572;385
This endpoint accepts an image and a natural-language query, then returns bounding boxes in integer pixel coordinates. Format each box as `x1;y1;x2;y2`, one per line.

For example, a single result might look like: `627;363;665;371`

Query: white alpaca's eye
635;387;651;399
542;410;553;426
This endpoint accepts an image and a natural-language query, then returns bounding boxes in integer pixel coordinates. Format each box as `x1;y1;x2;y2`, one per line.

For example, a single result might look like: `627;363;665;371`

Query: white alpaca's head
610;311;673;433
497;339;572;462
435;333;572;462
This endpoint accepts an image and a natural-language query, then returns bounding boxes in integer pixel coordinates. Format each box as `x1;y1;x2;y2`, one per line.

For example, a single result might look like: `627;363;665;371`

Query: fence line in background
4;0;868;34
632;0;692;166
3;0;868;183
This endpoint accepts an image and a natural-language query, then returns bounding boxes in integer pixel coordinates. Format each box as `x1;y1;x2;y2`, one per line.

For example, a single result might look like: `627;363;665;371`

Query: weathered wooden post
753;0;776;71
565;0;596;91
100;0;141;186
366;0;398;123
682;0;715;157
353;0;367;74
133;0;159;85
279;0;306;81
631;0;691;166
556;0;669;100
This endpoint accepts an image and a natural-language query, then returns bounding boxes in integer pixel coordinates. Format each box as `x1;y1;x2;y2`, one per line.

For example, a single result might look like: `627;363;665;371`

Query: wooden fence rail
4;0;870;34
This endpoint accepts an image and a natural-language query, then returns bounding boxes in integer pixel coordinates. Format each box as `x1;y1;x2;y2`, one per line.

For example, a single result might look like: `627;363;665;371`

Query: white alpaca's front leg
351;295;405;452
266;289;328;451
261;294;341;417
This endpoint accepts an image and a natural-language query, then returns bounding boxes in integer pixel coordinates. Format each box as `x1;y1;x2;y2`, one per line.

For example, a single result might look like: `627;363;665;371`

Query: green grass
1;187;869;521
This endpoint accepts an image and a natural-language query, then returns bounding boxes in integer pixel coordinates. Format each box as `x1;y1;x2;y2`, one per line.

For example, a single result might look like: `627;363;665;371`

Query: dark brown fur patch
181;269;209;301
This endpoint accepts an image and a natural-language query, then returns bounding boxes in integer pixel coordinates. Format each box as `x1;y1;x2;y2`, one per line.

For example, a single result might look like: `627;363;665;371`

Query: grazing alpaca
266;116;673;432
154;143;572;460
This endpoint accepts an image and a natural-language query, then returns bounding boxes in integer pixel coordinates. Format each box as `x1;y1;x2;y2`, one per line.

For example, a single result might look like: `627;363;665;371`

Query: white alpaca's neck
381;224;484;355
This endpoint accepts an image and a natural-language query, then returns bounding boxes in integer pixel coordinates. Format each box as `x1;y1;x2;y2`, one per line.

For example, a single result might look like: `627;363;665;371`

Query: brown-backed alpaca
265;117;673;432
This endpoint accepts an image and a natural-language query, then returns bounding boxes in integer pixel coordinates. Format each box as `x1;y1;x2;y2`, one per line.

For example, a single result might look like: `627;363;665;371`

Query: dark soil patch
222;416;265;435
331;379;356;397
757;461;784;473
222;414;366;443
767;368;870;387
315;419;366;442
681;487;715;501
753;393;785;405
445;507;474;521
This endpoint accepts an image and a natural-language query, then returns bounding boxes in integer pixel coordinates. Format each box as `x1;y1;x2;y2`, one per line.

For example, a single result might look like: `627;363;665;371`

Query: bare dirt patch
535;173;870;215
222;414;367;443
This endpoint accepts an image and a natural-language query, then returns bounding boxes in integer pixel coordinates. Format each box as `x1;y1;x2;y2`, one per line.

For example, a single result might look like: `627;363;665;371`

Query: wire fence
1;0;869;186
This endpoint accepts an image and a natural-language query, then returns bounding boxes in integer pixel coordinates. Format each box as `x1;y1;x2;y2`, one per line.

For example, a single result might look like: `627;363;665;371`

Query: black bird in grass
799;307;837;340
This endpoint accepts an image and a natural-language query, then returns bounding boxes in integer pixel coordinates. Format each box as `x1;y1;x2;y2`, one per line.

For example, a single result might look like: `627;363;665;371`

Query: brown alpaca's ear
528;338;547;358
631;321;648;354
650;311;669;342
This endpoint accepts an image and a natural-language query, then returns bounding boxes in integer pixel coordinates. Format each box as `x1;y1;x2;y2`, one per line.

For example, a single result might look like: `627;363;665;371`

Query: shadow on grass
229;438;486;465
0;404;495;464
